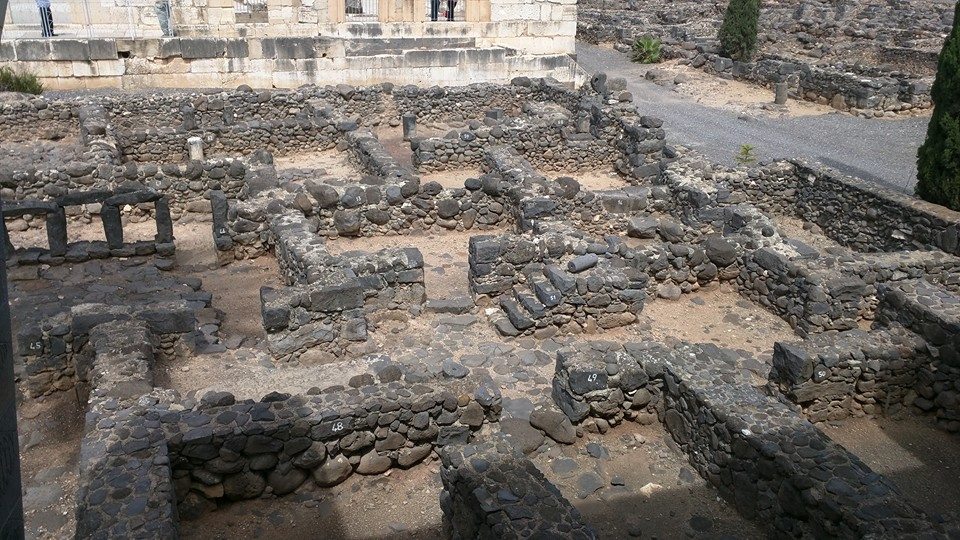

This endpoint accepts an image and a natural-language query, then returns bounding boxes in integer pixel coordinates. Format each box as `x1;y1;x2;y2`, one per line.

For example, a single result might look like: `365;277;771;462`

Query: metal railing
345;0;378;20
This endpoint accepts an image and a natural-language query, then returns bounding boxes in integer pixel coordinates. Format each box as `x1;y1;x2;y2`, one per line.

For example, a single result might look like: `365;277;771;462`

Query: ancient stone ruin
2;72;959;538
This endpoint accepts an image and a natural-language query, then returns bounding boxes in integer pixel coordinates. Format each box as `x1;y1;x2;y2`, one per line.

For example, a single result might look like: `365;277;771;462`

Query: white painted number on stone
587;373;598;382
332;421;344;432
218;228;227;235
30;341;42;351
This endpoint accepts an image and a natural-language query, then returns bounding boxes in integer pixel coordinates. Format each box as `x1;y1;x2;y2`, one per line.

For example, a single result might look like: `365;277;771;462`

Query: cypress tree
916;2;960;210
719;0;761;62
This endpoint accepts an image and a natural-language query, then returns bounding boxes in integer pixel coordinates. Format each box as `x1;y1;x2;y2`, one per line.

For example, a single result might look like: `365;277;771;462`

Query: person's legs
430;0;439;21
38;7;52;37
446;0;454;20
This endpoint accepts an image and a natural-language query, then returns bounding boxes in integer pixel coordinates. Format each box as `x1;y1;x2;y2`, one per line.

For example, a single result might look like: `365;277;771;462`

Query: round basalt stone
365;208;390;225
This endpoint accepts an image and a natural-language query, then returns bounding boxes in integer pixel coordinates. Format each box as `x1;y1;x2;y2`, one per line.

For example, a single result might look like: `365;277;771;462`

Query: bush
916;1;960;210
719;0;761;62
735;143;758;165
631;36;662;64
0;67;44;95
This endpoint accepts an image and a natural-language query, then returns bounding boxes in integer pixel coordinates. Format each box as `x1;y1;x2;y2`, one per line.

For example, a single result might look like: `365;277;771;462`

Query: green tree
916;2;960;210
719;0;761;62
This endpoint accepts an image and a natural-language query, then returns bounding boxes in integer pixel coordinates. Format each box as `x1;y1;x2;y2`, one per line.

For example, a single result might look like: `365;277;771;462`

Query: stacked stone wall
439;438;596;539
552;340;959;537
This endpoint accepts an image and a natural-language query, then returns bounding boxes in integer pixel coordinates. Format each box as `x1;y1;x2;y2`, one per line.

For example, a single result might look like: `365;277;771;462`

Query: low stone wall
875;280;960;432
345;129;419;183
75;320;178;539
115;116;348;162
5;156;266;225
439;438;596;539
164;376;502;518
413;93;666;183
729;160;960;255
74;309;505;533
0;98;77;142
16;300;198;398
552;340;958;537
769;326;932;423
579;12;932;114
259;211;425;361
737;245;960;335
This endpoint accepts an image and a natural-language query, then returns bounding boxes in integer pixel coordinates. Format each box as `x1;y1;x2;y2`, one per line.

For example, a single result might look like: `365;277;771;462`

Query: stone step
499;297;535;331
543;264;576;294
530;277;562;308
514;285;547;319
425;297;474;315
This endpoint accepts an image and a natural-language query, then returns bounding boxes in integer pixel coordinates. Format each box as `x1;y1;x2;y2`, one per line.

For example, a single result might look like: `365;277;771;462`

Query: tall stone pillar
0;199;24;539
101;204;124;250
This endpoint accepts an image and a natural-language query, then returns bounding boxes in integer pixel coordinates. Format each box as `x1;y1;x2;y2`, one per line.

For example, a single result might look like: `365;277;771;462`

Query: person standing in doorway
37;0;54;37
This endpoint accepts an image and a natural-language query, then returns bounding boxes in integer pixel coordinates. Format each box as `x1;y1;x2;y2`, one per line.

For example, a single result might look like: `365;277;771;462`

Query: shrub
719;0;761;62
916;1;960;210
0;67;44;95
735;143;758;165
631;36;662;64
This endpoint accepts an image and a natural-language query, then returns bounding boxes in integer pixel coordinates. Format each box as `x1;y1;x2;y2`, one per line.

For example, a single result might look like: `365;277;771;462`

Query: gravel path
575;42;929;193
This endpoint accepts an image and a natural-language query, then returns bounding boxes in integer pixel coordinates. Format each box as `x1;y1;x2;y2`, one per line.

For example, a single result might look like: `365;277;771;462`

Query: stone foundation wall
729;160;960;255
552;340;958;537
0;99;77;142
16;301;198;397
75;320;178;539
439;438;596;539
163;376;502;518
769;326;933;423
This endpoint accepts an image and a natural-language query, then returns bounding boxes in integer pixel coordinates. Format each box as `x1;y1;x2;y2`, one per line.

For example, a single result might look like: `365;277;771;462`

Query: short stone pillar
45;207;68;257
402;114;417;141
101;204;124;250
154;198;174;244
774;82;789;105
187;136;204;161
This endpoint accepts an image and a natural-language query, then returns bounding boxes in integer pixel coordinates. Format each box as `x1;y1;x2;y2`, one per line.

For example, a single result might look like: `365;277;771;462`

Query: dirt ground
822;416;960;519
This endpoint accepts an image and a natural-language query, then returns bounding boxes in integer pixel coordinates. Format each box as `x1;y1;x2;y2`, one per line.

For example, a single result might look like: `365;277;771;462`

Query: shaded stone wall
728;160;960;255
439;438;597;539
17;300;199;398
552;340;959;537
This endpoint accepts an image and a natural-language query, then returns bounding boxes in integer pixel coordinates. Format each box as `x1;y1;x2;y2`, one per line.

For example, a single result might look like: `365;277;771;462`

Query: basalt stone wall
269;211;426;311
769;326;934;423
17;300;199;397
728;160;960;255
552;340;958;537
75;320;179;539
161;377;502;519
214;175;514;262
875;280;960;432
0;98;78;142
6;157;257;223
686;48;932;113
393;78;584;125
345;129;419;183
259;210;424;362
104;85;387;131
412;115;615;175
737;244;960;336
115;116;350;163
439;438;597;539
